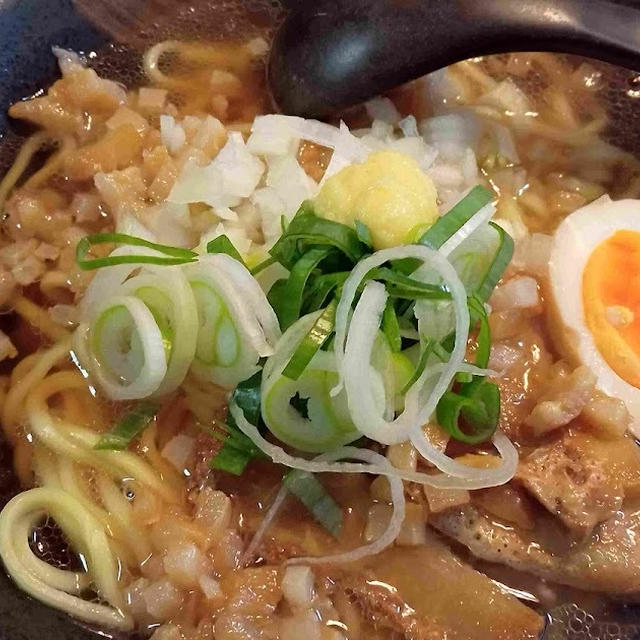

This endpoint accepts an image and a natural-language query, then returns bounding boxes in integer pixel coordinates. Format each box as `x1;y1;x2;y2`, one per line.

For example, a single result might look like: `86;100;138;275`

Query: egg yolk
583;229;640;388
313;150;439;249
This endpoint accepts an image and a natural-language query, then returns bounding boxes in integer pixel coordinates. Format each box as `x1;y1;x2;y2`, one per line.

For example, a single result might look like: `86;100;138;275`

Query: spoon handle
269;0;640;117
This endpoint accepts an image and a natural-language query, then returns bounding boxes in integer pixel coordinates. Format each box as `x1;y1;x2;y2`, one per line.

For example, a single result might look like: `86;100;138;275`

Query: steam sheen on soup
1;7;640;640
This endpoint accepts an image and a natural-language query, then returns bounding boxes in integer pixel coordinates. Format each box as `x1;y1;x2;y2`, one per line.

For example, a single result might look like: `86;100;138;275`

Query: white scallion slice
79;246;164;316
186;254;280;389
333;246;470;447
262;368;359;453
262;311;322;383
82;295;167;400
439;202;495;257
79;246;198;398
414;221;513;342
118;267;198;396
410;426;518;485
286;446;405;565
261;312;358;453
229;400;516;490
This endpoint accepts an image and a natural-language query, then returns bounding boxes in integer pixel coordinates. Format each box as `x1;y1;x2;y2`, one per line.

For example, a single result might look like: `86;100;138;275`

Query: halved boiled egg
550;196;640;436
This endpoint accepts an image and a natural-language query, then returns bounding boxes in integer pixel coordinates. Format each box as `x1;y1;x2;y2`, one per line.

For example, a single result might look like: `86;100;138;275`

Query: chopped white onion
169;132;264;209
247;114;302;156
161;435;195;472
138;87;167;112
252;187;288;245
52;47;84;75
511;232;552;278
365;97;401;124
281;566;315;608
491;122;520;163
214;132;265;197
115;214;157;243
321;121;368;184
138;202;192;248
141;578;183;620
106;107;148;134
160;115;186;155
162;542;206;588
490;276;539;311
398;115;419;138
479;78;532;116
265;155;317;216
197;221;252;256
280;611;324;640
420;112;481;150
198;574;223;601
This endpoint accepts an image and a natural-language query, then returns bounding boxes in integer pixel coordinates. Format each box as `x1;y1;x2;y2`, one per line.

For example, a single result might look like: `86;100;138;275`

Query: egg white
549;195;640;437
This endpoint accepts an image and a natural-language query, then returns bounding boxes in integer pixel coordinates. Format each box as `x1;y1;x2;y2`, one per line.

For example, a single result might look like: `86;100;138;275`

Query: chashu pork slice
431;501;640;597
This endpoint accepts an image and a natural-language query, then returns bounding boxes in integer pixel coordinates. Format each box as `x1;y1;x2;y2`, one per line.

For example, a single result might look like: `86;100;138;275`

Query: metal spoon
269;0;640;117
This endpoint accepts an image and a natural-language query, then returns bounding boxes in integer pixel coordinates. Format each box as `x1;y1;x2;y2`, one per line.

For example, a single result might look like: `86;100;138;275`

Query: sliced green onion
120;267;199;397
390;352;414;412
419;185;494;250
468;296;490;369
210;443;254;475
436;379;500;444
400;339;434;394
448;221;514;302
94;402;159;450
381;300;401;353
206;235;245;265
368;267;451;301
210;371;264;475
390;257;422;276
133;285;174;360
283;470;343;537
269;201;368;270
190;281;244;372
303;271;350;314
262;315;358;453
187;256;279;389
431;341;450;362
270;247;333;330
250;256;277;275
262;368;358;453
475;222;514;302
355;220;373;248
266;278;288;319
231;370;262;426
77;233;197;270
85;295;168;399
452;296;491;385
283;300;337;380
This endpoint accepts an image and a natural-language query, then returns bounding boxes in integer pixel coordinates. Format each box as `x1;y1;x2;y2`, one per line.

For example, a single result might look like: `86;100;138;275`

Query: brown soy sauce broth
2;1;640;636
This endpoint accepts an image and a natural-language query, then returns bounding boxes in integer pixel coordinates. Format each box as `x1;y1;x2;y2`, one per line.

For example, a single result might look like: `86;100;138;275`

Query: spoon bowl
269;0;640;117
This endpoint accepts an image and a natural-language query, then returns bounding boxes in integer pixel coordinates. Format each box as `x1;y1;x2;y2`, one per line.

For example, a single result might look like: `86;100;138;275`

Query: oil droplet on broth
627;74;640;99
